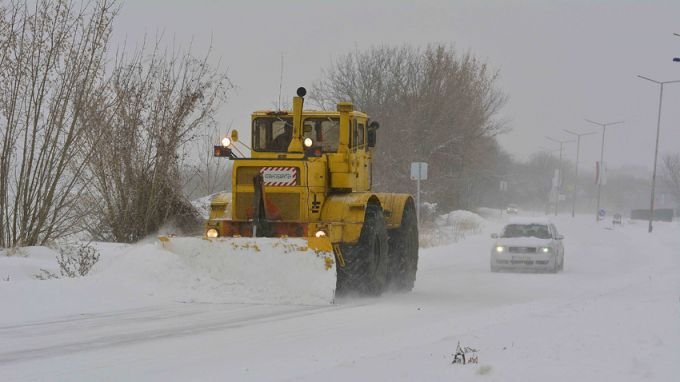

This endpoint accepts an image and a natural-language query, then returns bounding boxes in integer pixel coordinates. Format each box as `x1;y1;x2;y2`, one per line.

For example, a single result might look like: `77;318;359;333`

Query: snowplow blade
158;236;336;305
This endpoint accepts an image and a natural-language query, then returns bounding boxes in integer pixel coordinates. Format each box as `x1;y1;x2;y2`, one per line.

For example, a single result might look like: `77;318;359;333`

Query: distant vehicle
505;204;519;214
490;218;564;273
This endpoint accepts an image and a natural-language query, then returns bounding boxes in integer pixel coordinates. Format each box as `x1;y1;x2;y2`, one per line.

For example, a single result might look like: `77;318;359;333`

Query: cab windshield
252;117;340;153
303;117;339;152
252;117;293;152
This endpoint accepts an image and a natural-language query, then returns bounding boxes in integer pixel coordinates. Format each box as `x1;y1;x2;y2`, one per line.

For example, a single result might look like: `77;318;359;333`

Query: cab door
351;118;369;191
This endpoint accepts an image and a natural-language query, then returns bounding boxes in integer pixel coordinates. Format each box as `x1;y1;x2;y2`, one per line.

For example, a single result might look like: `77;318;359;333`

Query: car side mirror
556;234;564;240
491;233;498;239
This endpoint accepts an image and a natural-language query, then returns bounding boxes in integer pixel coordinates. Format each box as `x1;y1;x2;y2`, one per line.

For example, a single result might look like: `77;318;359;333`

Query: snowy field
1;214;678;381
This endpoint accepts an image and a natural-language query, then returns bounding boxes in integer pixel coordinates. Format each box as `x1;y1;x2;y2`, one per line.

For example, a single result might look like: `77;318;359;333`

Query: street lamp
585;119;624;222
545;137;574;216
636;75;680;233
563;129;597;217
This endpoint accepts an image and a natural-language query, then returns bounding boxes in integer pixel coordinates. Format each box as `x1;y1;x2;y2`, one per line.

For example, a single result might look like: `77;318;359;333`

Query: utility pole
563;130;597;217
545;137;574;216
637;75;680;233
585;119;624;222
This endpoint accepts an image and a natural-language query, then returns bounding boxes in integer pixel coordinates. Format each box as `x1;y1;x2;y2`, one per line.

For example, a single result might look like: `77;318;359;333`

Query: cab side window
352;120;365;150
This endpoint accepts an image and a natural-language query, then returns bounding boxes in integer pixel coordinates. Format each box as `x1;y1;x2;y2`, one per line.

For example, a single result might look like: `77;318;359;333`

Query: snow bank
421;210;485;247
0;246;61;282
191;192;231;220
0;236;334;324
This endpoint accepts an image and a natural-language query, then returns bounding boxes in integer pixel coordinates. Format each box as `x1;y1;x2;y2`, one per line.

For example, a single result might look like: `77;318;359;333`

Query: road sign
410;162;428;227
410;162;428;180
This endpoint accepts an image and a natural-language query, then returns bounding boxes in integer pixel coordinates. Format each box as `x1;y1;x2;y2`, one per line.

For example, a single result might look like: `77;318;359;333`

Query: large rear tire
387;201;419;292
337;204;389;296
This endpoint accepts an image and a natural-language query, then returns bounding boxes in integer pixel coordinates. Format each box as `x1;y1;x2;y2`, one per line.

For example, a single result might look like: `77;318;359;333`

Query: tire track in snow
0;303;331;365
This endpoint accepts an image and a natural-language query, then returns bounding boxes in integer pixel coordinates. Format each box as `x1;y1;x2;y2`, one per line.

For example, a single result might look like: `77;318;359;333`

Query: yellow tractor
161;87;418;303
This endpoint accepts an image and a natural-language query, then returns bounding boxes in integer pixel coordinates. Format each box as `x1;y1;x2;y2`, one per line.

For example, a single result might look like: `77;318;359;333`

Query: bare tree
181;125;232;201
662;153;680;205
0;0;117;247
81;39;232;242
310;44;507;212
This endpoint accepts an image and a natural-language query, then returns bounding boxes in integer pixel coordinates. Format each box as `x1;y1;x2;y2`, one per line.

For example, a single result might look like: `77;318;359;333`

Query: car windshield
501;223;551;239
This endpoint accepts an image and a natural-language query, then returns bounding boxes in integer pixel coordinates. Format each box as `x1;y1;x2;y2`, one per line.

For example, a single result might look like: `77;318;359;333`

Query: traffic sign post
499;181;508;215
410;162;428;226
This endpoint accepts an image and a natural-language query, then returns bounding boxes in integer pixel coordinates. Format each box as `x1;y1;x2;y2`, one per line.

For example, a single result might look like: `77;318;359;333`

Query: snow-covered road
1;215;678;381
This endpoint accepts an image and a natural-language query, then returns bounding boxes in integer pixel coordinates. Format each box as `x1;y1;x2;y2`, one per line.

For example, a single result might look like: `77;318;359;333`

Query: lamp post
637;75;680;233
585;119;624;222
545;137;573;216
563;130;597;217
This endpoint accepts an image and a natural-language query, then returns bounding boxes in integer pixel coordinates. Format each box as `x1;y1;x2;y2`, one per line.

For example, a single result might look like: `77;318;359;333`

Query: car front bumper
491;253;558;272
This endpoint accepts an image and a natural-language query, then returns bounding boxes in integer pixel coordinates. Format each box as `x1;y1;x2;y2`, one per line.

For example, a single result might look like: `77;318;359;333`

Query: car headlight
540;247;550;253
221;137;231;147
206;228;219;238
314;230;327;238
495;246;505;253
303;137;313;148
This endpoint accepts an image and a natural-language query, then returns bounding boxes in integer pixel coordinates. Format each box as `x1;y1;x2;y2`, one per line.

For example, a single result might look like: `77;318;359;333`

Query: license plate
512;256;530;261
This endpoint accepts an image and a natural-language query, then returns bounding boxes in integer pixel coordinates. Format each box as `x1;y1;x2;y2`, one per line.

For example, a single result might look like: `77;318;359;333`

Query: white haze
114;0;680;170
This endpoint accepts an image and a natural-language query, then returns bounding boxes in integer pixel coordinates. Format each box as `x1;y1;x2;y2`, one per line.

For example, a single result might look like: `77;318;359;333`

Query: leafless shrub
80;38;232;242
33;269;59;280
56;243;100;278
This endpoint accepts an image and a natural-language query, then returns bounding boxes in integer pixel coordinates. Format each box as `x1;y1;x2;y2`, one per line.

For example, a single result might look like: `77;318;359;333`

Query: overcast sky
115;0;680;171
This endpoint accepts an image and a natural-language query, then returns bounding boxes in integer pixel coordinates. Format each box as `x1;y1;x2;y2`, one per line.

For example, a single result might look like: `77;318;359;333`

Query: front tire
337;204;389;296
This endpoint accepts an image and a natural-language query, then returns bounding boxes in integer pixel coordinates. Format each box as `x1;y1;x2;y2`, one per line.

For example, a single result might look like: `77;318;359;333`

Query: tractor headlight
314;230;327;238
206;228;219;238
221;137;232;147
303;137;313;148
495;246;505;253
540;247;550;253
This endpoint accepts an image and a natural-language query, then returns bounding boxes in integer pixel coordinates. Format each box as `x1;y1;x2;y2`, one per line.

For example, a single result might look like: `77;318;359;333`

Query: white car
490;218;564;273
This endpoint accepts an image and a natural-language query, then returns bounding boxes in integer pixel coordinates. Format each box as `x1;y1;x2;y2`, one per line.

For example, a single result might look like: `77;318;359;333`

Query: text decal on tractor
261;167;297;186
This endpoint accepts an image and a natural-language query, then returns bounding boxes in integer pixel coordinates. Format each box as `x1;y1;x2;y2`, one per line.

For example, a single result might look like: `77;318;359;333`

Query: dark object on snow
451;341;479;365
630;208;673;222
612;213;622;225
